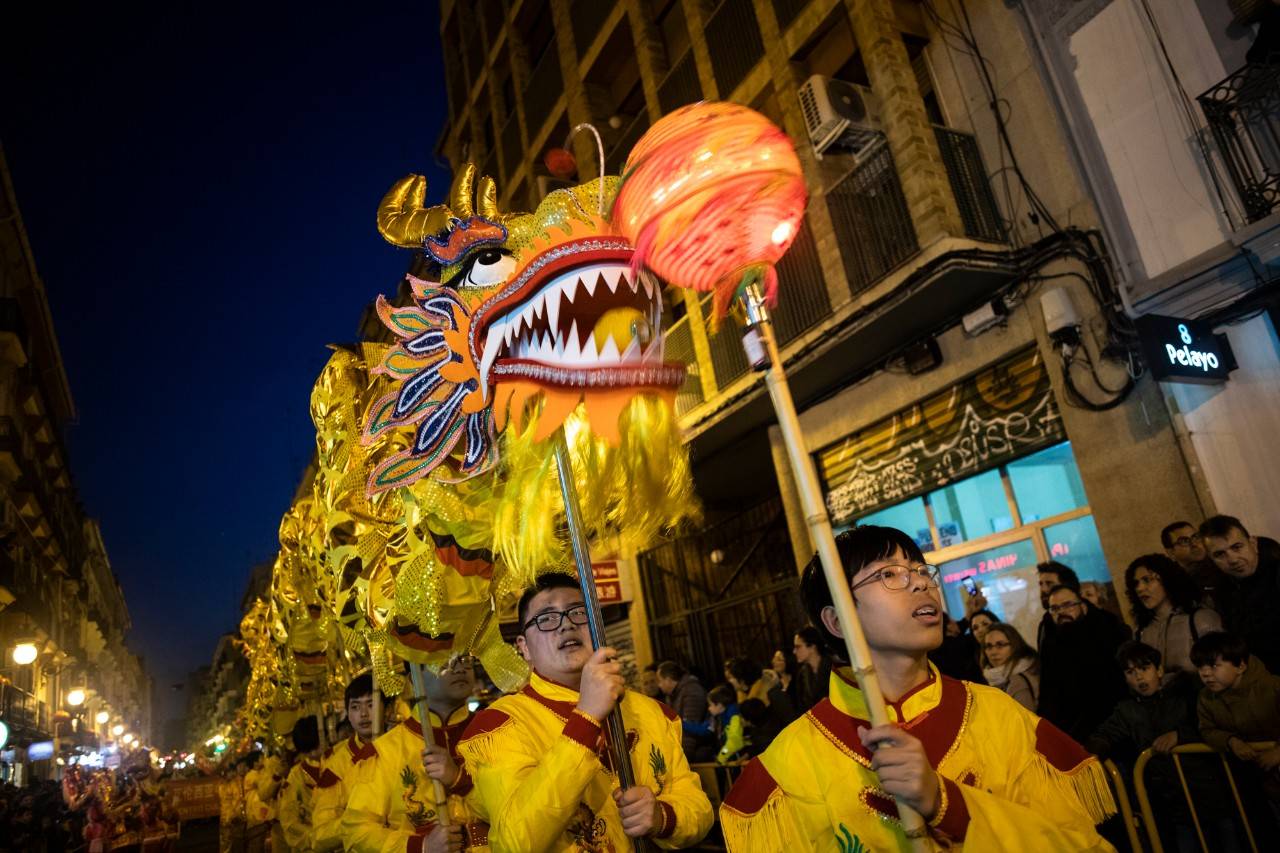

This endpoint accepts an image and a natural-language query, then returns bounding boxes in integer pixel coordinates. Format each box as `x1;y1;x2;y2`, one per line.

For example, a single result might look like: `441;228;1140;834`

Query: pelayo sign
1136;314;1235;384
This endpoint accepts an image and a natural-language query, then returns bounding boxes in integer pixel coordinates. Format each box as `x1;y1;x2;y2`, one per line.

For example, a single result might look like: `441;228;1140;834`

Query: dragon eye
462;249;516;288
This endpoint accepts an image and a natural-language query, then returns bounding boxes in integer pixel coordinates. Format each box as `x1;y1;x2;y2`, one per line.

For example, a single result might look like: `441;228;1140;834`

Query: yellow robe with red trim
342;708;490;853
278;756;324;851
456;671;714;852
720;666;1116;852
310;734;375;852
245;765;278;825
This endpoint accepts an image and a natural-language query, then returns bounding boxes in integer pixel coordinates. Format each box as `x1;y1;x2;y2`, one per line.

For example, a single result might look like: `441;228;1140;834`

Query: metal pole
408;663;451;828
553;431;654;852
739;281;930;849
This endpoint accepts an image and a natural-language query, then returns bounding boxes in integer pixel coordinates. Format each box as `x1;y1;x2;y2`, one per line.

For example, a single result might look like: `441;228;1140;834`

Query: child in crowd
686;684;743;765
1193;631;1280;814
1087;642;1242;852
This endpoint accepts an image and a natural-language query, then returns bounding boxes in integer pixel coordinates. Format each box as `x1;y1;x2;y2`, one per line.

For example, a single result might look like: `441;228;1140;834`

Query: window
1044;515;1109;583
1007;442;1088;521
858;498;931;551
929;469;1014;547
938;539;1041;644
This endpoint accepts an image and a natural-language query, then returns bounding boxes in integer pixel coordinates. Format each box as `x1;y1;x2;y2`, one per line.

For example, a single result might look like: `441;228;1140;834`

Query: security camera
1041;287;1080;346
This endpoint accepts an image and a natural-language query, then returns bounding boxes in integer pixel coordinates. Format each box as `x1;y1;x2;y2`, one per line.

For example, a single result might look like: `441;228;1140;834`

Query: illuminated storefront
816;347;1111;648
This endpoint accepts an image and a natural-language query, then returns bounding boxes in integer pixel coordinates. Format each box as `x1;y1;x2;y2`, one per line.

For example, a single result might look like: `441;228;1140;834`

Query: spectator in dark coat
928;612;985;683
791;626;832;713
1038;584;1131;742
656;660;709;756
1035;561;1081;651
1200;515;1280;673
1162;520;1219;604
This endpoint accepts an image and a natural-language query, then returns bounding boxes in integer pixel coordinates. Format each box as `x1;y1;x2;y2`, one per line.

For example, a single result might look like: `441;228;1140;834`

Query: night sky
2;2;450;732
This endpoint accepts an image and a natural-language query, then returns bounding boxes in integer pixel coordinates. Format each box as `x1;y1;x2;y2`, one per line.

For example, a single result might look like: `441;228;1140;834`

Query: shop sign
1135;314;1235;383
817;347;1066;525
592;560;624;604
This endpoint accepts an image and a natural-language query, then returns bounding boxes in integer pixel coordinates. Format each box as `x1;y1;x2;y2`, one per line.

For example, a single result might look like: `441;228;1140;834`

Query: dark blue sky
2;2;450;727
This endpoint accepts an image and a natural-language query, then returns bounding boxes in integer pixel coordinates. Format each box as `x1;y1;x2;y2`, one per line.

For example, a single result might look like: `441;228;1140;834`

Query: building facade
0;145;152;781
431;0;1278;675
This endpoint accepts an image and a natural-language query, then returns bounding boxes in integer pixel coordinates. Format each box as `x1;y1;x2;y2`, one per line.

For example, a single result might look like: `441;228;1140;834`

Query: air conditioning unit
797;75;883;159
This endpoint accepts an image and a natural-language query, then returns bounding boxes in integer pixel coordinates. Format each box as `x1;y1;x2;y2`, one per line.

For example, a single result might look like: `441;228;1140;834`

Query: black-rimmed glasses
523;604;589;633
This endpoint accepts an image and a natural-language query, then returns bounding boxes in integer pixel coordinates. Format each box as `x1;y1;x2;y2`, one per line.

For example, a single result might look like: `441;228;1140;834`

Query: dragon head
364;163;685;491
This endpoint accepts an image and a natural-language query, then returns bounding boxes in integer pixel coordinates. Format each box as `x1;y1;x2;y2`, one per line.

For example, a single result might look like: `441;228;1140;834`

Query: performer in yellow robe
342;659;488;852
312;673;383;851
218;761;248;853
277;716;327;852
457;572;714;852
719;526;1115;852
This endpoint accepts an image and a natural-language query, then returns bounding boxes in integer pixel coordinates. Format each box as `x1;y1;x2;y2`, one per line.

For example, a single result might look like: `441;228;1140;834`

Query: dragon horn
449;163;477;219
476;174;499;220
376;174;454;249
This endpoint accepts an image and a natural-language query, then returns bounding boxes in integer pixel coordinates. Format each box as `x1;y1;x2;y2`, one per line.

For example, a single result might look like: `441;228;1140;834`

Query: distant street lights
66;688;86;707
112;723;124;737
10;642;38;666
95;710;110;725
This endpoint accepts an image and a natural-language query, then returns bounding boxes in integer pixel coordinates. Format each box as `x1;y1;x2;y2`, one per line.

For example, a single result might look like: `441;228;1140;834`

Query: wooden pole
553;431;654;852
408;663;450;828
739;281;930;849
370;665;384;737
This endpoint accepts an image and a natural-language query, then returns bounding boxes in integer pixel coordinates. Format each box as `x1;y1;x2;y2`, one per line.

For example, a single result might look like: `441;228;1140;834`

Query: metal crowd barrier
1127;741;1276;853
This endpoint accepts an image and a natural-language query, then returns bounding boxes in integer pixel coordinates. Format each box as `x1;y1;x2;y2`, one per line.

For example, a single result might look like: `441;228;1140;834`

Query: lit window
1007;442;1088;521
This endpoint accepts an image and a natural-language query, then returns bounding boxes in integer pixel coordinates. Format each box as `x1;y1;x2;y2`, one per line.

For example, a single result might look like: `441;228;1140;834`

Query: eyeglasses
850;564;941;593
523;604;589;633
1048;600;1083;614
1172;535;1201;548
983;640;1010;651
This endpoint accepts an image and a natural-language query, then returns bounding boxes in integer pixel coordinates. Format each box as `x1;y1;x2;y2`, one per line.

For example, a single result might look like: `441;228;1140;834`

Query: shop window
1007;441;1088;521
938;538;1041;650
1043;515;1109;583
928;470;1014;547
858;498;931;551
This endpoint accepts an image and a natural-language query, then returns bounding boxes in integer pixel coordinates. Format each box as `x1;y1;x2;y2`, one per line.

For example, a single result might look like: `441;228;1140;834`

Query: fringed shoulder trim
456;707;513;763
721;758;779;816
1029;718;1116;824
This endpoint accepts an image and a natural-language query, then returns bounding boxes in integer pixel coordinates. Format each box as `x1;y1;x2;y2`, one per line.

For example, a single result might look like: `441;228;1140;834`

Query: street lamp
111;724;124;737
11;642;38;666
95;710;110;725
66;688;86;707
122;733;134;745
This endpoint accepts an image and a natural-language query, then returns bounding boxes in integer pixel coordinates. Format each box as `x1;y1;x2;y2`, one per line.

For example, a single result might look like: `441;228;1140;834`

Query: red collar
520;683;576;721
347;735;376;763
809;675;970;767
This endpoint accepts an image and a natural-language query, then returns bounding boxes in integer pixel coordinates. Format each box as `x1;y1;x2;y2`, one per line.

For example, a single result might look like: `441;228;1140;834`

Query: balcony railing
934;125;1005;243
607;113;649;176
773;0;810;31
772;214;831;346
705;0;764;98
662;313;705;419
524;46;564;133
0;682;50;735
571;0;614;58
659;52;702;115
499;115;523;183
1199;63;1280;224
828;140;919;297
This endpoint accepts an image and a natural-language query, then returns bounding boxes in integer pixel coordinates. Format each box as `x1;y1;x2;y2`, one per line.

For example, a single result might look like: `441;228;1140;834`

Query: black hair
516;571;581;627
968;609;1000;629
1036;561;1080;591
1123;554;1203;629
801;526;926;651
708;685;736;707
1190;631;1249;668
794;625;825;651
724;656;762;688
1199;515;1251;541
1115;640;1162;670
344;672;389;709
656;661;685;681
1047;584;1081;602
291;716;320;753
1161;521;1197;549
739;698;768;725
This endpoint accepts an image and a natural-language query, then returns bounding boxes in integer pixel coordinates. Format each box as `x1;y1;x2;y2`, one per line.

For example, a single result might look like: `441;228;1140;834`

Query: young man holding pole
456;571;713;851
719;526;1115;851
342;659;486;852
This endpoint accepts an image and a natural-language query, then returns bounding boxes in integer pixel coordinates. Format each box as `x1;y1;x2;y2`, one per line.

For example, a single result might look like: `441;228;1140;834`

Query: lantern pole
552;429;655;853
738;280;931;849
408;663;451;828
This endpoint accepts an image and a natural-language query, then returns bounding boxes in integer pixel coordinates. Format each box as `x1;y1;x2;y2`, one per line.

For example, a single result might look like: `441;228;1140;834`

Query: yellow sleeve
653;709;715;849
927;715;1116;851
457;707;604;853
309;760;346;853
341;755;420;853
277;767;315;852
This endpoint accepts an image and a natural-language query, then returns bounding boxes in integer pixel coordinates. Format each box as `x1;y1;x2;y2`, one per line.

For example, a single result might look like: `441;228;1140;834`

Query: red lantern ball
543;147;578;179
